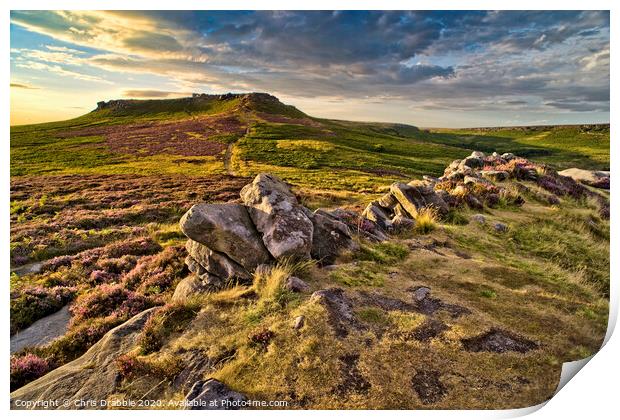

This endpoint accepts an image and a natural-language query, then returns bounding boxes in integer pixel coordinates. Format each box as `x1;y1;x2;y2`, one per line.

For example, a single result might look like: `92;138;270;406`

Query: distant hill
10;92;609;186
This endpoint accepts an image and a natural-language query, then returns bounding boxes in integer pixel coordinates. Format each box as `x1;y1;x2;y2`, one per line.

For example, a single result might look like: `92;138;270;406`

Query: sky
9;10;610;127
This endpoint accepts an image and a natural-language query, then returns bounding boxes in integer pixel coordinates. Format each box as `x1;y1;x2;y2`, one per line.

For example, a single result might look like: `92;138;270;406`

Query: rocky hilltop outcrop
95;92;292;114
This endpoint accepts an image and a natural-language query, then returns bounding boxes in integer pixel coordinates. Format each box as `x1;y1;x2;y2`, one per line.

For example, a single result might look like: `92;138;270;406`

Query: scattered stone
461;328;538;353
284;276;310;293
411;370;447;404
463;156;484;168
493;222;509;233
464;194;483;209
241;173;314;260
480;170;509;182
374;192;397;209
362;202;393;230
412;286;431;302
471;214;486;224
390;182;426;217
390;182;448;218
391;214;415;232
501;152;515;160
293;315;305;330
180;203;272;271
485;193;500;207
184;378;247;410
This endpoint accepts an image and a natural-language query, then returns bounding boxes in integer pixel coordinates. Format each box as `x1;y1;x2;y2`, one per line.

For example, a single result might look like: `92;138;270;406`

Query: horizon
9;91;612;129
10;10;610;127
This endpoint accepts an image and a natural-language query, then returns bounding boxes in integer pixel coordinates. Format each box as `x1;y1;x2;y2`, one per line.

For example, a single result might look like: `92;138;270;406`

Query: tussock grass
414;207;438;234
253;258;313;302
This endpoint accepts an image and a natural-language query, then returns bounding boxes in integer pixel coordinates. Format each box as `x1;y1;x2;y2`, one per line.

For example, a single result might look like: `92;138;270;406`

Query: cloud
15;60;110;83
9;10;610;120
11;82;38;89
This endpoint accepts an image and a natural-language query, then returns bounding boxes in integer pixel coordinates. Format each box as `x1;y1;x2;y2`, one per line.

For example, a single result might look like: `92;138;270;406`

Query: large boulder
172;275;214;301
390;182;448;218
10;308;159;409
241;174;314;261
310;210;358;265
558;168;610;189
463;155;484;168
361;202;392;230
180;203;271;271
186;240;251;282
376;192;399;209
322;208;388;242
444;159;462;177
184;379;247;410
390;183;426;217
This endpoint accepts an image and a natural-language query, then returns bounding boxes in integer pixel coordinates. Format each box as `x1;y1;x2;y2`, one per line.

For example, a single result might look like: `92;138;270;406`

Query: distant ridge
450;123;610;132
92;92;307;119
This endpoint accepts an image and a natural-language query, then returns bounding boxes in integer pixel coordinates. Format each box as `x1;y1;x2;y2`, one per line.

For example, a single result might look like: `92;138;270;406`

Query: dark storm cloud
10;10;610;117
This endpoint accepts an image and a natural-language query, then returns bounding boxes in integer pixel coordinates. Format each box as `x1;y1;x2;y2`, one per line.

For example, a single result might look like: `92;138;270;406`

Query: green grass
427;125;609;170
11;94;609;188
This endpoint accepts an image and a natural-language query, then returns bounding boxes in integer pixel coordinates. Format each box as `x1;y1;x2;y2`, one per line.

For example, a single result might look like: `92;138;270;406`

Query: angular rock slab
310;210;358;265
10;307;159;409
184;379;247;410
390;183;448;218
241;173;314;261
186;239;251;282
558;168;610;189
362;202;393;230
180;202;271;271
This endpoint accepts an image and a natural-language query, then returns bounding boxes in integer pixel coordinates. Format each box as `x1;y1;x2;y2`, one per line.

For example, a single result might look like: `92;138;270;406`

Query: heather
9;94;609;409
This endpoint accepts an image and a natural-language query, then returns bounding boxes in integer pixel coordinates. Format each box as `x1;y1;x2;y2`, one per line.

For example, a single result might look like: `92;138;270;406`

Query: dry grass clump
415;207;438;234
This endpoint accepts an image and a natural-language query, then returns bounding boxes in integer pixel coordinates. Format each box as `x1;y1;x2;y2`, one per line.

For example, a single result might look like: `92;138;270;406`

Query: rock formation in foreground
178;152;609;298
10;151;609;407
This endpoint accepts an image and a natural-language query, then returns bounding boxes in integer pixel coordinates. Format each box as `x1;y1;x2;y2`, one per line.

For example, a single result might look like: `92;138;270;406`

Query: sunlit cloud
9;10;610;126
10;83;38;89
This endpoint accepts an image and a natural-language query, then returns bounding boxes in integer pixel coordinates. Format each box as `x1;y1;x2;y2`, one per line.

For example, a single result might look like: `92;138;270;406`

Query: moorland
10;93;610;409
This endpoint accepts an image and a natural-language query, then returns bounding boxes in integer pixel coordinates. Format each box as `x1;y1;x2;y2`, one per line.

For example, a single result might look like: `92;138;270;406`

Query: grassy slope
114;187;609;409
11;95;609;187
9;95;610;408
